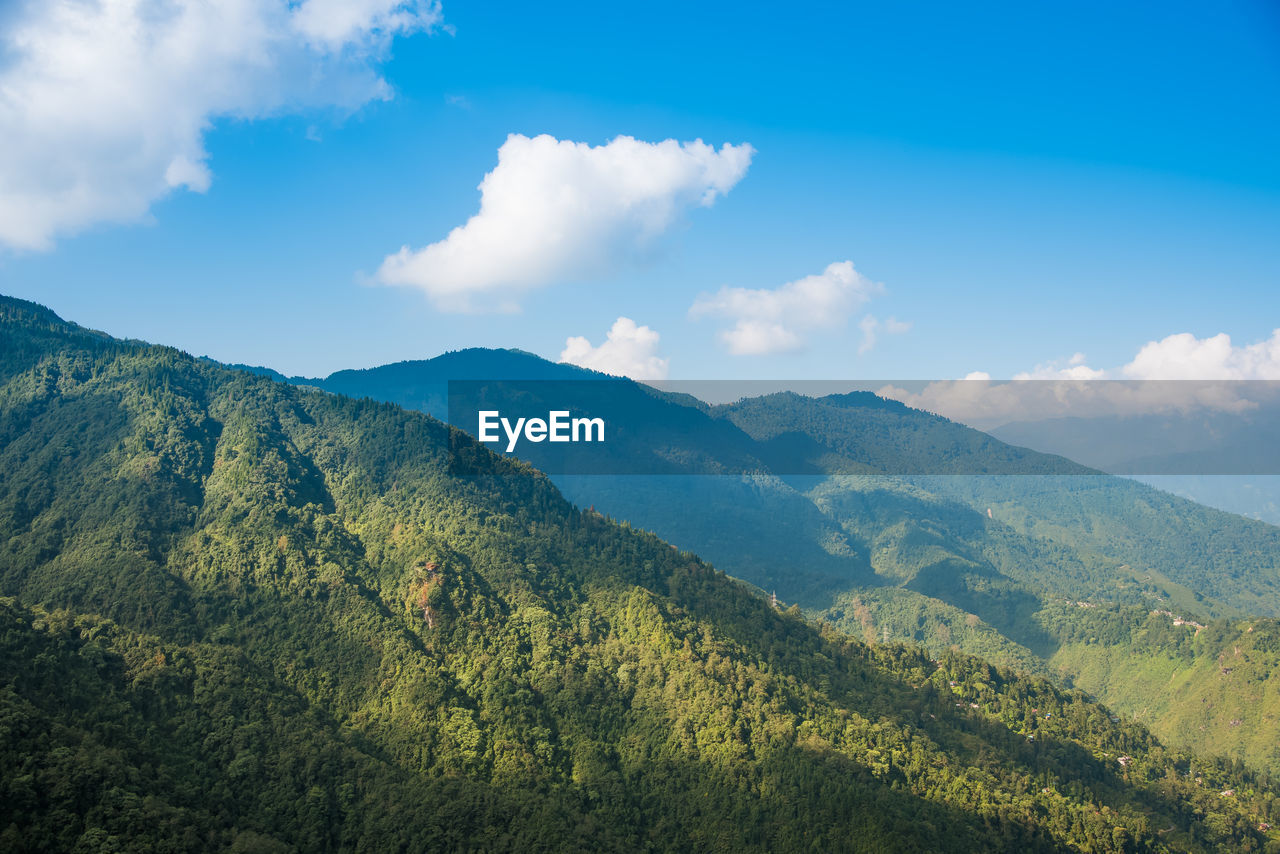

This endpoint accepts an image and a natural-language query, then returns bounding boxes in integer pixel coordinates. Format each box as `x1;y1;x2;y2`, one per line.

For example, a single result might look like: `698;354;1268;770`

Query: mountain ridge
5;293;1280;850
273;340;1280;777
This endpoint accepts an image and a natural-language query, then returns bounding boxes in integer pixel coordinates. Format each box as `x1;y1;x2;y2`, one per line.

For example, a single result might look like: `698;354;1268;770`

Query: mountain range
278;348;1280;779
4;295;1280;851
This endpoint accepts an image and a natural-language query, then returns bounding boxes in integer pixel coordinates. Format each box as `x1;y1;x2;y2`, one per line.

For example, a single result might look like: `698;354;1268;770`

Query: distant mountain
1130;475;1280;527
714;390;1092;475
990;405;1280;476
316;348;597;420
295;347;1280;619
990;407;1280;525
14;294;1280;850
294;345;1280;775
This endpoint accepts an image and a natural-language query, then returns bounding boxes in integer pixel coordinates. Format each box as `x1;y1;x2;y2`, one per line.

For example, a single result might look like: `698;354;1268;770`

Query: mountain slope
714;391;1093;475
4;294;1280;850
1040;606;1280;776
989;407;1280;526
302;350;1280;619
288;347;1280;777
915;475;1280;618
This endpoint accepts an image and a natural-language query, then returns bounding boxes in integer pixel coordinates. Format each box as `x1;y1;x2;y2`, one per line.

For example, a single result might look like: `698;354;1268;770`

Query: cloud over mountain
0;0;440;251
559;316;669;380
376;134;754;312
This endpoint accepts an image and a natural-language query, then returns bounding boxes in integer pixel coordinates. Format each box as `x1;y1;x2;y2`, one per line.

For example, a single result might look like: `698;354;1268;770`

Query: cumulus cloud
1122;330;1280;380
997;330;1280;384
878;329;1280;427
560;317;669;380
689;261;885;355
376;134;754;312
291;0;438;47
1012;352;1106;381
0;0;440;251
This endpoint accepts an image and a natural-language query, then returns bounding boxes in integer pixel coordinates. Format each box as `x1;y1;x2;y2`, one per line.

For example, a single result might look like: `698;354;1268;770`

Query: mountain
1037;605;1280;774
287;347;1280;776
1130;476;1280;528
713;390;1094;475
989;403;1280;477
989;406;1280;526
292;348;1280;622
5;294;1280;851
307;348;598;421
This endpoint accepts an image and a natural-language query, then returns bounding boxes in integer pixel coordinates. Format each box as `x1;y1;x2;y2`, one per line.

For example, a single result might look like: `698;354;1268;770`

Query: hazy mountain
990;407;1280;526
990;405;1280;476
1128;475;1280;527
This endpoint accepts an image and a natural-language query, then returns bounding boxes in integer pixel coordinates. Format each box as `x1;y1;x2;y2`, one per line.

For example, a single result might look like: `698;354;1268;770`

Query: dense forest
304;347;1280;776
4;294;1280;851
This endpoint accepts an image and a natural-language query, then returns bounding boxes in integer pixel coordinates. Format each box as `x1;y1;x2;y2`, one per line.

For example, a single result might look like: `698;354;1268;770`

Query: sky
2;0;1279;383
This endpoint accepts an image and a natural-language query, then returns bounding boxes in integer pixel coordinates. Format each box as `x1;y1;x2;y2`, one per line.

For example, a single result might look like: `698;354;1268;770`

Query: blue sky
2;0;1279;381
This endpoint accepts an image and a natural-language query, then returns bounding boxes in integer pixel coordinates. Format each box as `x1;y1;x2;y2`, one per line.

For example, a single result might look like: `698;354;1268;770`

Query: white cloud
689;261;885;355
560;317;669;380
1012;352;1106;381
291;0;437;48
0;0;440;251
1122;330;1280;380
376;134;755;312
879;329;1280;427
996;331;1280;384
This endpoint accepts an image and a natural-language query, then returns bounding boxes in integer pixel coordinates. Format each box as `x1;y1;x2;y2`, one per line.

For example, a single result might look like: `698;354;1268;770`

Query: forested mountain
5;294;1280;850
286;346;1280;777
1038;606;1280;775
714;391;1092;475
